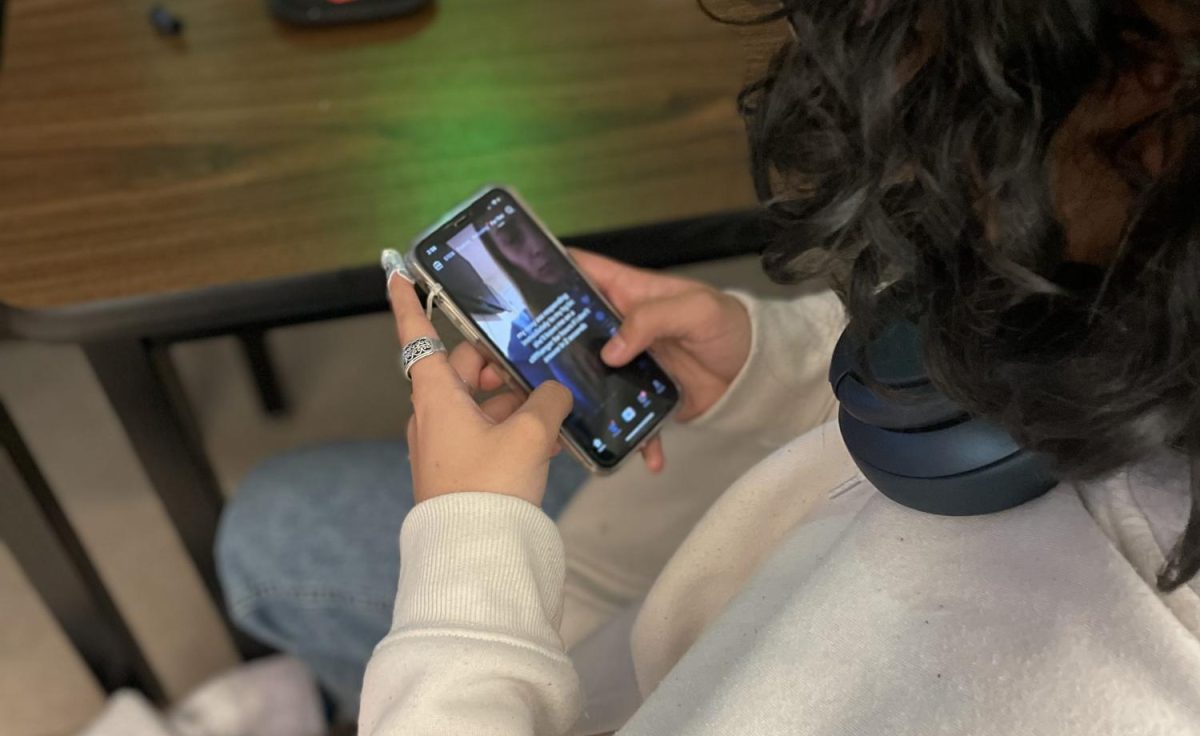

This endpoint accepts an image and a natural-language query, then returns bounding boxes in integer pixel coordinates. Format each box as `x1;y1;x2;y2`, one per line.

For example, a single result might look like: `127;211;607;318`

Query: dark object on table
149;4;184;36
1;0;8;68
268;0;432;26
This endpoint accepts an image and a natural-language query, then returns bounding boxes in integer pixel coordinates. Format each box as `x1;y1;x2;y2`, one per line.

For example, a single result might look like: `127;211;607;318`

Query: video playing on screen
415;190;678;467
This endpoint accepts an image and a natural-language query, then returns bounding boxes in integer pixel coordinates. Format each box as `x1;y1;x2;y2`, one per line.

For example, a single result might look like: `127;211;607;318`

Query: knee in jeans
216;448;325;622
215;441;408;626
216;479;281;624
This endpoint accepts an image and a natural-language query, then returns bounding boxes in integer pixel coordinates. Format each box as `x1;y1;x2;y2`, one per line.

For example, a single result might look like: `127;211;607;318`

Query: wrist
716;291;753;384
688;290;846;442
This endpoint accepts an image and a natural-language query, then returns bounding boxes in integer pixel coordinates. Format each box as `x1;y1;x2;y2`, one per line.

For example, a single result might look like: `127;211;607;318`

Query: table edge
1;209;766;344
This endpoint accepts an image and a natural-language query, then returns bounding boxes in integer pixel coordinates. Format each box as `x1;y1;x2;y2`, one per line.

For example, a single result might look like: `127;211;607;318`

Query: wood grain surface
0;0;756;311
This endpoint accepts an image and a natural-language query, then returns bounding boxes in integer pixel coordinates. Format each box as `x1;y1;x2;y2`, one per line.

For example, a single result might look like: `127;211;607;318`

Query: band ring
401;337;446;380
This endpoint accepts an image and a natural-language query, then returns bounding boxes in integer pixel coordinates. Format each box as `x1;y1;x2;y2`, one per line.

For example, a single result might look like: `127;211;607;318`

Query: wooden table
1;0;753;311
0;0;757;666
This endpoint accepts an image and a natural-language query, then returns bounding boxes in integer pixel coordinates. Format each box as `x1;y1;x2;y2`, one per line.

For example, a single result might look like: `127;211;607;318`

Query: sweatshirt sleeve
358;492;582;736
689;289;846;447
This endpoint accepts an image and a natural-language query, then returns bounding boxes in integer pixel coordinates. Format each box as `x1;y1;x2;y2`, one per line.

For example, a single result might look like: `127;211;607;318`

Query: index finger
387;274;458;387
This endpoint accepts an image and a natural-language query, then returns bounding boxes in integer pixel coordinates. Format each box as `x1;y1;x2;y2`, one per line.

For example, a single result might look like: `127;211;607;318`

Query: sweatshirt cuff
394;492;568;654
689;289;846;444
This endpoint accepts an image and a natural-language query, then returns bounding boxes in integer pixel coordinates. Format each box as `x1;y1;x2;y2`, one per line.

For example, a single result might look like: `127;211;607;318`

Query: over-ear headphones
829;322;1057;515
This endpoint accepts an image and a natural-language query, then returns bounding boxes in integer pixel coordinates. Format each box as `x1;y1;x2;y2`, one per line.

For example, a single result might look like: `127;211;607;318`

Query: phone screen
414;188;680;469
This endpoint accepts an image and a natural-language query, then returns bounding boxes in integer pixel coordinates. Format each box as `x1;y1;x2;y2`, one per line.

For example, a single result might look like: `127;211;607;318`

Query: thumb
508;381;574;450
601;290;716;366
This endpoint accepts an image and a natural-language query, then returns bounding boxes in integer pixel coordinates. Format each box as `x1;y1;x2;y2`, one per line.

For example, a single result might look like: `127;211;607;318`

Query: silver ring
401;337;446;380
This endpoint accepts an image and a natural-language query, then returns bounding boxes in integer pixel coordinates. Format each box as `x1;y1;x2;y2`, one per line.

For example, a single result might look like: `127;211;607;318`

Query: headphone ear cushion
838;409;1057;516
840;410;1021;478
829;324;963;430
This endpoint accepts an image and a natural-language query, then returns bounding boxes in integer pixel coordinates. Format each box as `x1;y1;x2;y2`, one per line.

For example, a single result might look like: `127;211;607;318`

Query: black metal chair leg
83;338;270;660
237;330;289;416
0;401;166;701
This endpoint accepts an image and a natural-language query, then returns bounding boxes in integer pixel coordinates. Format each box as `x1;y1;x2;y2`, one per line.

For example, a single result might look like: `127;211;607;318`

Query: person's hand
388;274;573;506
572;249;752;470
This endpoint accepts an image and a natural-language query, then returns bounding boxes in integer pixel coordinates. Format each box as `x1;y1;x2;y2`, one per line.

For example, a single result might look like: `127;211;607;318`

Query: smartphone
405;186;680;473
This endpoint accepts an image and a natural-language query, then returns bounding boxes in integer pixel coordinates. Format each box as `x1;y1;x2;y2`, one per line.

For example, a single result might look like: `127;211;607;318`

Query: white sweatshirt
360;291;1200;736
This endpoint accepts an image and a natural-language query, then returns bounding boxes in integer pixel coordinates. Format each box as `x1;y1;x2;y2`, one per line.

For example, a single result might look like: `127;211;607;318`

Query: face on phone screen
414;189;680;469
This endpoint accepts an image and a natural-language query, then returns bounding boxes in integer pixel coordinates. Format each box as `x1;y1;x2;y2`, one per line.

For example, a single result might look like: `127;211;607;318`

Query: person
218;0;1200;733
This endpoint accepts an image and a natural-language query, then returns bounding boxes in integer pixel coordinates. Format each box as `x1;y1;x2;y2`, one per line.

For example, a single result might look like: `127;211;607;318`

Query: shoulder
1076;450;1200;634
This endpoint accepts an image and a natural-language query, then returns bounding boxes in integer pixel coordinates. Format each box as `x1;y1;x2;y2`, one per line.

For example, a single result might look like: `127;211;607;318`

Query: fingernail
380;249;413;286
602;335;625;363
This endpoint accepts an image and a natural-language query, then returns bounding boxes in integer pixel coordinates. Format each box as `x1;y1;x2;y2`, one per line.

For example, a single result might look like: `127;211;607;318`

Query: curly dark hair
709;0;1200;590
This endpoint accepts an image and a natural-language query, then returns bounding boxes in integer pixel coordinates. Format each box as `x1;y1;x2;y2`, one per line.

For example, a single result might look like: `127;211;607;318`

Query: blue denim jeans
214;441;589;719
